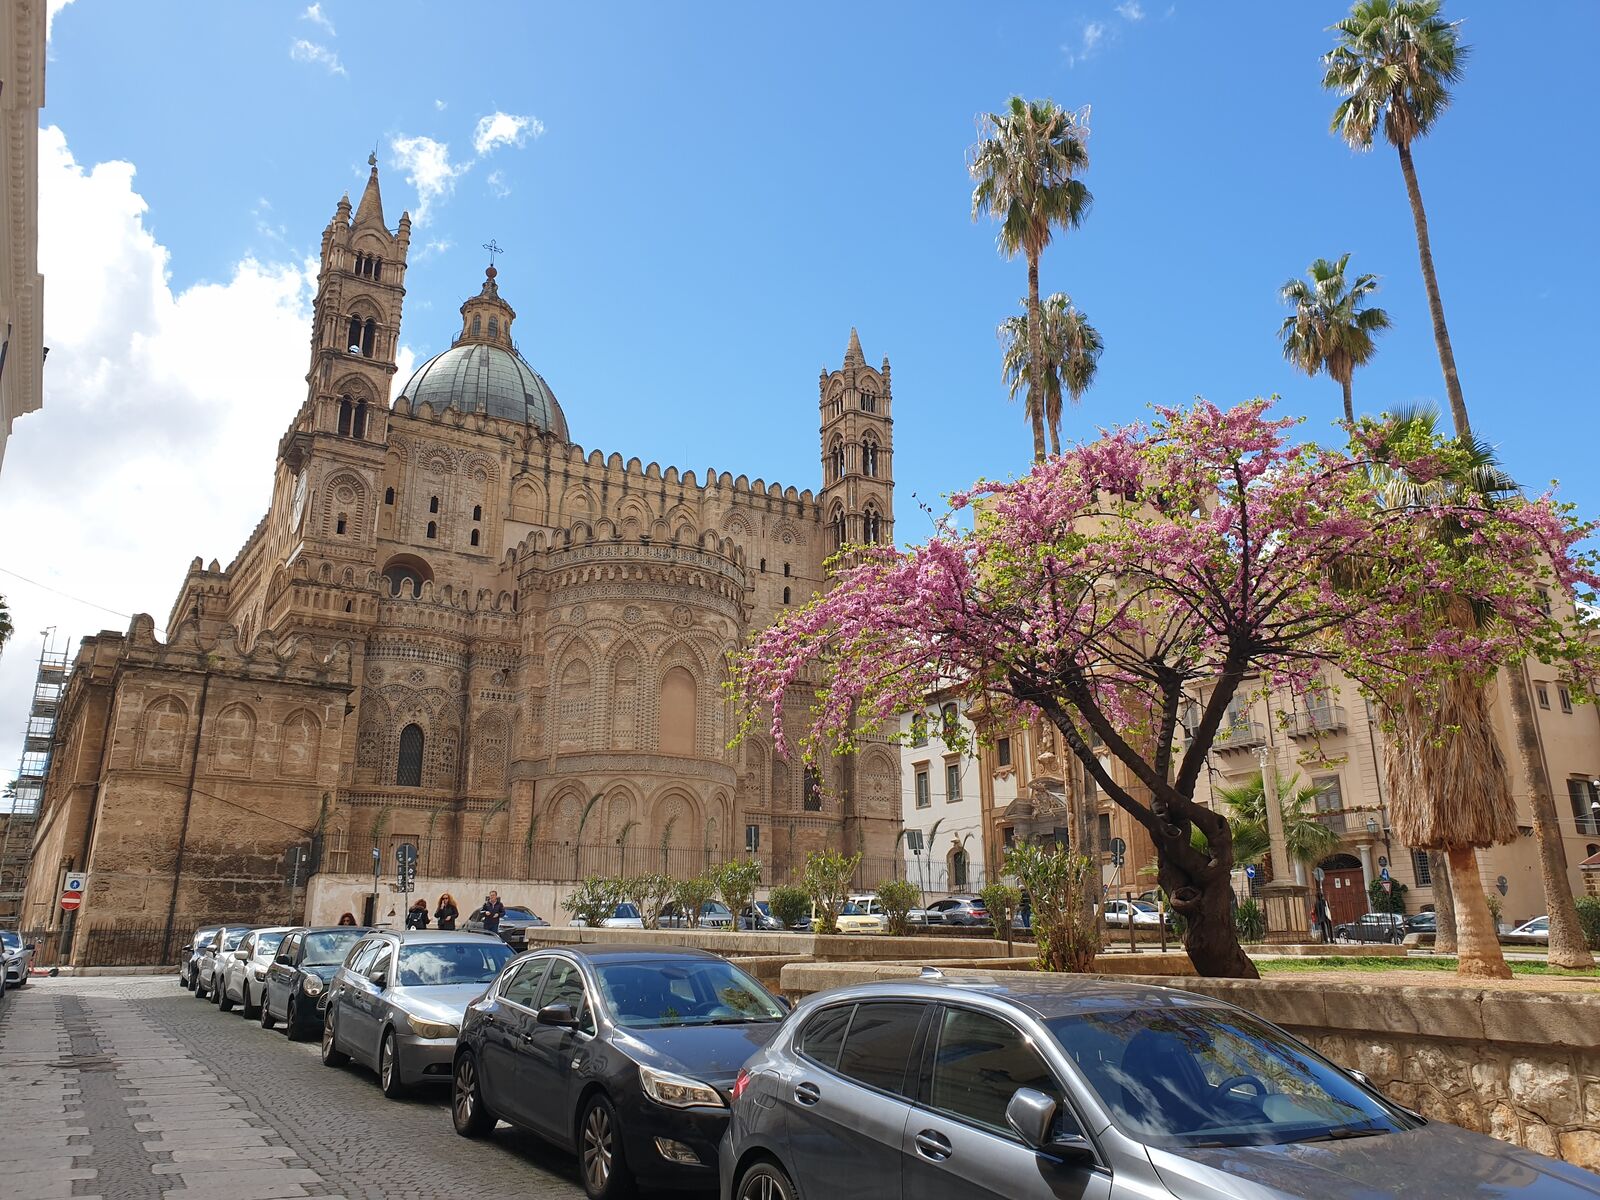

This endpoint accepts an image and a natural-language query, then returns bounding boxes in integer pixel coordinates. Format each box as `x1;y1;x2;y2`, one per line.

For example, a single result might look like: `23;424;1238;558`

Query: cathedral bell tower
818;328;894;558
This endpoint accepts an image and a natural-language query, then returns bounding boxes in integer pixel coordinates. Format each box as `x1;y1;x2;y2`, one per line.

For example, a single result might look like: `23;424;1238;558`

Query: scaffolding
0;633;71;923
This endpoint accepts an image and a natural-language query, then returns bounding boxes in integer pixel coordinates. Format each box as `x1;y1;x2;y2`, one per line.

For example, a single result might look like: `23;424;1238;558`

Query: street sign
60;891;82;912
396;843;418;893
1379;866;1391;883
63;872;88;894
1109;837;1126;867
1496;875;1509;896
1245;865;1257;879
1381;880;1393;894
1377;855;1389;869
1312;866;1325;883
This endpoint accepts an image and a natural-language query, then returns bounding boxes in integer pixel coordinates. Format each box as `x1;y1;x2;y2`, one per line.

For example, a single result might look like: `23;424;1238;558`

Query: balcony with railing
1292;705;1348;738
1213;720;1266;752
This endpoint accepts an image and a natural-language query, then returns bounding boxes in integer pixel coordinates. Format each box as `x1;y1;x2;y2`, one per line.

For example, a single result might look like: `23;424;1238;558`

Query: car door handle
914;1130;952;1161
793;1081;820;1106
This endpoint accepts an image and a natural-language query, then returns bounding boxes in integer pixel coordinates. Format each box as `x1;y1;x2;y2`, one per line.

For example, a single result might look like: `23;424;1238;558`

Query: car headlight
410;1018;460;1040
639;1064;725;1109
301;975;323;997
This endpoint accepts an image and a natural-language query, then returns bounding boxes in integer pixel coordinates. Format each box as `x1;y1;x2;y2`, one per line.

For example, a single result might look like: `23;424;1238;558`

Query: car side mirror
536;1002;579;1028
24;942;36;951
1005;1088;1095;1162
369;969;388;989
233;950;249;960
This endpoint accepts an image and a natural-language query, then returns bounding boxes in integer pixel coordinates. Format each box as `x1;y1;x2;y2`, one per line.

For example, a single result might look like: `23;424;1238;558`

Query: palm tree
1278;254;1391;425
1000;293;1103;457
971;97;1092;464
1194;772;1342;876
1323;0;1469;436
0;597;12;652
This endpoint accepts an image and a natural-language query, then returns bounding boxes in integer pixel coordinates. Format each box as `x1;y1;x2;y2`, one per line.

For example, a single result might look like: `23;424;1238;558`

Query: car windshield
253;931;286;957
396;940;513;986
839;903;868;916
222;929;252;950
504;907;537;919
192;928;219;948
302;930;364;966
1047;1006;1410;1149
0;930;19;950
614;904;639;919
595;959;786;1029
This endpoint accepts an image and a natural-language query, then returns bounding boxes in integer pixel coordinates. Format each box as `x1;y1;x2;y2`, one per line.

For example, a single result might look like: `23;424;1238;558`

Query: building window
471;315;481;336
997;737;1012;768
337;397;353;436
745;824;760;853
1569;779;1600;836
1559;685;1573;714
353;400;367;439
347;316;362;353
1537;587;1552;615
832;508;846;551
860;390;877;413
759;558;766;572
949;846;968;890
830;440;846;483
470;529;480;547
863;508;881;544
384;487;395;505
426;521;437;539
914;769;930;809
336;513;347;535
862;438;879;477
396;724;424;787
362;319;376;357
945;760;961;803
1097;811;1112;850
472;504;482;521
782;587;790;605
939;702;959;741
1312;775;1343;823
1537;683;1550;709
487;317;499;339
429;496;440;514
803;767;823;812
1411;848;1432;886
783;563;791;577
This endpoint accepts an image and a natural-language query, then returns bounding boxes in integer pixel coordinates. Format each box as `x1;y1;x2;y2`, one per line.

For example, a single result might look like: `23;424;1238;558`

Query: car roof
810;974;1229;1020
366;929;508;945
524;944;727;964
293;926;373;935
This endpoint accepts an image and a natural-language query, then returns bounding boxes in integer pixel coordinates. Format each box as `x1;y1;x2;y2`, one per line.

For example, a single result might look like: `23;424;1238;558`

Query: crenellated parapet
118;613;354;688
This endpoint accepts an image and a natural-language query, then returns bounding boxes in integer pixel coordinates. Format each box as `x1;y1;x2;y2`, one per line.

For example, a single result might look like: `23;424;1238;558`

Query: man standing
477;890;506;934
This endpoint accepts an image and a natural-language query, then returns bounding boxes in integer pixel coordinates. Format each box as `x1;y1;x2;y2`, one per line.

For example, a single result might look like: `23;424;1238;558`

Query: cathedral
20;161;903;944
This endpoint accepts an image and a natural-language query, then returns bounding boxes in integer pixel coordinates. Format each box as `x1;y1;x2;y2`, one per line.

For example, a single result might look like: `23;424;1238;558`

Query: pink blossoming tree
733;400;1598;979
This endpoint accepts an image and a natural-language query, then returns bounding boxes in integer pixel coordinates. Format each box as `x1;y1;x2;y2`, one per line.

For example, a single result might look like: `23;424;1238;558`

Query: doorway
1318;853;1367;926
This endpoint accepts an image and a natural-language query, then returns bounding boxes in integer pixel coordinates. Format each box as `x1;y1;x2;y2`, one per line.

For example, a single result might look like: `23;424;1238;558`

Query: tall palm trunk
1508;668;1595;968
1447;846;1511;979
1026;253;1048;464
1396;142;1468;438
1339;377;1354;426
1428;849;1457;953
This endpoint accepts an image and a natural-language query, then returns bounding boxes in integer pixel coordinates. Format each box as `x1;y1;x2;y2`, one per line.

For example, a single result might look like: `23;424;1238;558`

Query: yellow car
812;901;884;934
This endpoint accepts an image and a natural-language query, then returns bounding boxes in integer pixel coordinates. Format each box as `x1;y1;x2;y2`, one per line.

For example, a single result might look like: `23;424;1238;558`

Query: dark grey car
721;973;1600;1199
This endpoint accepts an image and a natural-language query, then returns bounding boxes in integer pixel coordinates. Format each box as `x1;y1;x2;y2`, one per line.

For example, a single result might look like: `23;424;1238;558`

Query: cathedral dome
395;265;570;440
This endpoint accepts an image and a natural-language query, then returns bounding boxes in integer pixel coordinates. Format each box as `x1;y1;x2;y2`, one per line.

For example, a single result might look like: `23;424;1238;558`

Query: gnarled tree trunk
1429;850;1457;953
1447;846;1511;979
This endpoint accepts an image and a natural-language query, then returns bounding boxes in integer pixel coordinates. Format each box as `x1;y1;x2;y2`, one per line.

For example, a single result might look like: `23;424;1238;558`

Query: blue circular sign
1245;865;1257;879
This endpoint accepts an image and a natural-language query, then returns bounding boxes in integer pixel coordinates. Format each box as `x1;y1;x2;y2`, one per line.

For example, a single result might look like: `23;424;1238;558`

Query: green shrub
1234;897;1266;943
713;859;763;929
978;883;1021;941
561;876;622;929
802;849;860;934
618;873;675;930
1367;879;1408;915
1575;896;1600;951
1003;843;1101;972
673;874;718;928
768;885;811;930
1484;891;1503;928
875;879;923;936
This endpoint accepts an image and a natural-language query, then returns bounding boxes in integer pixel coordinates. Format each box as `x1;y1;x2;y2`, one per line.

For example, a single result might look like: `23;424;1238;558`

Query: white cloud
471;112;544;157
0;127;318;777
1064;19;1110;65
434;99;447;111
390;135;467;226
46;0;75;38
301;3;335;35
1116;1;1144;19
486;169;510;199
290;39;345;76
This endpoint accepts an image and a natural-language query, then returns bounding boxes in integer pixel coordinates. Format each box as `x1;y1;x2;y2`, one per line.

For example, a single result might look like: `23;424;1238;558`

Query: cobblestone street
0;976;588;1200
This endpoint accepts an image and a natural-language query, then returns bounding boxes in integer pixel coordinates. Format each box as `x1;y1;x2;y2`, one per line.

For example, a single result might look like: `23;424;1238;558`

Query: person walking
434;892;459;931
475;890;505;933
405;899;430;930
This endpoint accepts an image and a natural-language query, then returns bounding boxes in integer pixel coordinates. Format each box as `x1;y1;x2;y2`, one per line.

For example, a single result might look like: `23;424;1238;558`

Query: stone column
1258;723;1308;938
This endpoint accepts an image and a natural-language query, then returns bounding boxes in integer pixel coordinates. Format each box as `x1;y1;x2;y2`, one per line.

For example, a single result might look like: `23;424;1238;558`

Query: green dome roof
397;342;569;440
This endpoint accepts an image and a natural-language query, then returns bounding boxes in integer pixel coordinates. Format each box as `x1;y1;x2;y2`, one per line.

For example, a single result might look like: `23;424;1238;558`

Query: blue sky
0;1;1596;771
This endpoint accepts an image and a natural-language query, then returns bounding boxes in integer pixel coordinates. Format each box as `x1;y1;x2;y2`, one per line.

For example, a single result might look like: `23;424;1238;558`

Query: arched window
470;529;480;547
950;846;970;891
354;253;365;276
337;397;352;436
783;587;791;605
471;315;481;336
863;508;882;544
862;438;879;478
860;390;877;413
832;508;846;550
783;563;791;577
830;393;843;419
487;317;499;339
429;496;440;513
829;439;846;482
384;487;395;505
759;558;766;572
426;521;437;539
803;767;823;811
336;513;348;535
660;666;697;756
472;504;482;521
382;562;426;598
353;400;368;439
396;724;424;787
372;259;382;282
347;316;362;353
361;319;376;357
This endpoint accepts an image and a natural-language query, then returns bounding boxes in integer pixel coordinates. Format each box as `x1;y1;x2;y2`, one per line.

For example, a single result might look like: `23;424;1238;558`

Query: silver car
319;929;513;1099
721;973;1600;1199
215;926;292;1017
193;925;259;1000
1;929;35;988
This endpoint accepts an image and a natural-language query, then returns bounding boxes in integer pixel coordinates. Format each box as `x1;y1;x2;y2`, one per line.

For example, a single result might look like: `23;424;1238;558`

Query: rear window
397;940;513;987
835;1002;924;1096
302;930;363;965
798;1004;852;1069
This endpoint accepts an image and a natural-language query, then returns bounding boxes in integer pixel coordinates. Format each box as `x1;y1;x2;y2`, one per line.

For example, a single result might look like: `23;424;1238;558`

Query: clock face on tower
291;470;308;530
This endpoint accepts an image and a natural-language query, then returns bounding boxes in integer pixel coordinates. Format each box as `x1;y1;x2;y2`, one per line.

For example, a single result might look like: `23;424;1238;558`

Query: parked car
1;929;35;988
193;925;260;1000
178;924;222;989
720;972;1600;1200
1334;912;1408;945
737;902;783;931
466;904;551;951
215;926;292;1016
925;897;988;927
1102;899;1171;930
570;903;645;929
809;901;884;935
453;944;789;1198
261;925;369;1040
1507;916;1551;944
659;900;736;930
321;929;513;1098
850;894;936;928
1404;911;1438;934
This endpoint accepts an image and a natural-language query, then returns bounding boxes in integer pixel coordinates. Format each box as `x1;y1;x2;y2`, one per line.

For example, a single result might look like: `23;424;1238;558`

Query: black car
178;924;222;989
452;945;789;1199
260;925;369;1040
465;904;550;951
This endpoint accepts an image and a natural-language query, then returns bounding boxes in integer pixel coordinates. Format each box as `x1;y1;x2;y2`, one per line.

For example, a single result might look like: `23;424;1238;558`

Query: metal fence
320;830;900;892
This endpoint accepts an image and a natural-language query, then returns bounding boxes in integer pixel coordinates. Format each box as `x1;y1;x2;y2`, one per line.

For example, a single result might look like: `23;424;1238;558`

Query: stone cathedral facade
21;162;902;938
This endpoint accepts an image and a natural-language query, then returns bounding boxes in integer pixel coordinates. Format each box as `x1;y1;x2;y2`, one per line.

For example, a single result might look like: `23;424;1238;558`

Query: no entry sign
60;891;82;911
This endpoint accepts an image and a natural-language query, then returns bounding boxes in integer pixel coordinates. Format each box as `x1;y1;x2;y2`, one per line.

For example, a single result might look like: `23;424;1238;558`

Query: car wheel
240;981;259;1020
379;1030;410;1099
579;1093;635;1200
737;1160;798;1200
213;979;228;1009
452;1050;495;1137
259;991;276;1029
321;1009;349;1067
194;974;209;1000
285;997;311;1042
1335;931;1351;944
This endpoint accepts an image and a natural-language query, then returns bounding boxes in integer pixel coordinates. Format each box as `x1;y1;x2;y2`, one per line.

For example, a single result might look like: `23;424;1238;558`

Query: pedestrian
475;889;506;933
337;911;357;926
405;899;430;930
434;892;459;931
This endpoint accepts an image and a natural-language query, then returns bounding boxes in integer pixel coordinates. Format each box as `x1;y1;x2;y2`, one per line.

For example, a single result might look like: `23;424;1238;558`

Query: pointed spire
844;327;865;368
354;153;385;227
